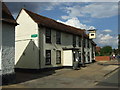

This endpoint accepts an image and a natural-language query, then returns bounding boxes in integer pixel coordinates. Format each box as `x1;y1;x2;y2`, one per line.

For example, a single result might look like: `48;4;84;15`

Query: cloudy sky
5;2;119;49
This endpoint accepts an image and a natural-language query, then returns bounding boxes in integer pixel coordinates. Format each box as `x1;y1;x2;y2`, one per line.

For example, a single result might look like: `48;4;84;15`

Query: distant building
15;8;96;69
0;3;18;84
95;46;101;55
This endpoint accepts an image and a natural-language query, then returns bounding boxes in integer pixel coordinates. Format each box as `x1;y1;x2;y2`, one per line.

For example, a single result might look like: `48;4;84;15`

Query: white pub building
15;8;96;69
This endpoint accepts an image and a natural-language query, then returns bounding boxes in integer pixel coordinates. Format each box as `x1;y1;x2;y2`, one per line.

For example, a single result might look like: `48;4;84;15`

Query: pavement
95;68;119;88
2;59;119;88
97;59;119;77
97;59;120;65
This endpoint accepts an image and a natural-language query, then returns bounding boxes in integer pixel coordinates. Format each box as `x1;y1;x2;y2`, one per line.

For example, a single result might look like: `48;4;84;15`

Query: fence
95;56;110;61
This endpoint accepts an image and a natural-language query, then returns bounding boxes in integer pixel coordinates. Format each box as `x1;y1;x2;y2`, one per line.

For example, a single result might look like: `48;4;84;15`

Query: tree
112;49;119;55
100;46;112;56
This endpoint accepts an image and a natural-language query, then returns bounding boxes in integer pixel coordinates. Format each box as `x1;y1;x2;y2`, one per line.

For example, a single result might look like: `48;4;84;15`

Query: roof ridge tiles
23;8;87;37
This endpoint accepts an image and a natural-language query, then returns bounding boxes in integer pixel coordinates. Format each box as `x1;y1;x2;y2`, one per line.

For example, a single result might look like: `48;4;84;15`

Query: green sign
31;34;38;38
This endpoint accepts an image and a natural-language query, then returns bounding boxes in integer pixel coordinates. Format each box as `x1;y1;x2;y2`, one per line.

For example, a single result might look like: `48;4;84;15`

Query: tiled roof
2;2;17;25
23;9;87;37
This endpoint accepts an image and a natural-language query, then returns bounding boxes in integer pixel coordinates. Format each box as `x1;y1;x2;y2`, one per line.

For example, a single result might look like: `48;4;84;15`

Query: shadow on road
2;68;57;86
95;68;119;88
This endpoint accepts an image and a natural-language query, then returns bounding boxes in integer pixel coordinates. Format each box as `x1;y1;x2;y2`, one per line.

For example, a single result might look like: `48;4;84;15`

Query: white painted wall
89;40;92;63
39;26;94;68
0;21;2;70
39;27;76;68
85;39;88;63
91;44;95;60
93;45;96;60
15;9;39;69
2;22;15;75
15;9;94;69
61;32;74;48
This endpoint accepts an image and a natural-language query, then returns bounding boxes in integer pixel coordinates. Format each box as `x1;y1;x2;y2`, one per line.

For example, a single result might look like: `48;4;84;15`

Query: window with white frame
45;50;51;65
56;50;61;64
45;28;51;43
73;35;76;47
56;31;61;44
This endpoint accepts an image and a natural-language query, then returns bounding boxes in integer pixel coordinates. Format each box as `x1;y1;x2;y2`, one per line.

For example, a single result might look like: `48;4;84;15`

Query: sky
5;2;119;49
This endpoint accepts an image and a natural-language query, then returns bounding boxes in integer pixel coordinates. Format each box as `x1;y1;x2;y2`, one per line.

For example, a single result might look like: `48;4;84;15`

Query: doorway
63;50;73;66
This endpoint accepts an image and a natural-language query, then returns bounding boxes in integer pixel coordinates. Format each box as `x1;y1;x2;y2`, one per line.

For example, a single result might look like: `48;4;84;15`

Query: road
95;68;119;88
2;61;119;88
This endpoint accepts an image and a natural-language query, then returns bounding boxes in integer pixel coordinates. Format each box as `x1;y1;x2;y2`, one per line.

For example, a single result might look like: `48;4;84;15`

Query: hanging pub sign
88;29;96;39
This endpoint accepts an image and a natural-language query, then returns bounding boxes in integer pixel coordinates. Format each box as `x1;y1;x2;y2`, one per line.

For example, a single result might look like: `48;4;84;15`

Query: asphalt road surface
95;68;119;88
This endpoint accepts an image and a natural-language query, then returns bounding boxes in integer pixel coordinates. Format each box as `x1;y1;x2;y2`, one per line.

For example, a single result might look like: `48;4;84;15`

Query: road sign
31;34;38;38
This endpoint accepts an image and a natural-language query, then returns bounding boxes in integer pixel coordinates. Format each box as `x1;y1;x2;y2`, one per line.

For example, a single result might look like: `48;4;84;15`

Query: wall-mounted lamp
78;51;81;53
73;51;76;54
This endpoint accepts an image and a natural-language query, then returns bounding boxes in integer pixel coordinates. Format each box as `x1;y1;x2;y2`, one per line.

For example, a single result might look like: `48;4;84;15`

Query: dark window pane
83;38;85;48
73;35;76;47
79;37;81;47
46;28;51;43
56;31;61;44
45;50;51;65
56;50;61;64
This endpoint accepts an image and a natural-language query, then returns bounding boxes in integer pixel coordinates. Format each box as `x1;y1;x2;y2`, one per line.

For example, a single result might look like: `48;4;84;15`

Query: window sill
45;64;51;65
56;63;61;64
56;43;61;45
46;42;52;44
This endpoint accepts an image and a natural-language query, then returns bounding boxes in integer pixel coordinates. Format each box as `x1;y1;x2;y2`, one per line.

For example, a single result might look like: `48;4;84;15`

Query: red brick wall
95;56;110;61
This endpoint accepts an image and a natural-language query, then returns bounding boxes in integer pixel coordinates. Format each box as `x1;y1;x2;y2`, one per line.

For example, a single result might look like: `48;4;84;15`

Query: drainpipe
38;26;41;69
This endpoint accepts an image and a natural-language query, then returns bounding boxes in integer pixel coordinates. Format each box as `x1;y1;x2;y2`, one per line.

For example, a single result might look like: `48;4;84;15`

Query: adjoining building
0;3;18;84
96;46;101;56
15;8;96;69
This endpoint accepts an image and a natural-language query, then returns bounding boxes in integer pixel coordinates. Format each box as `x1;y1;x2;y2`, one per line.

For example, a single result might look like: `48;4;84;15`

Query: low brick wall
95;56;110;61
